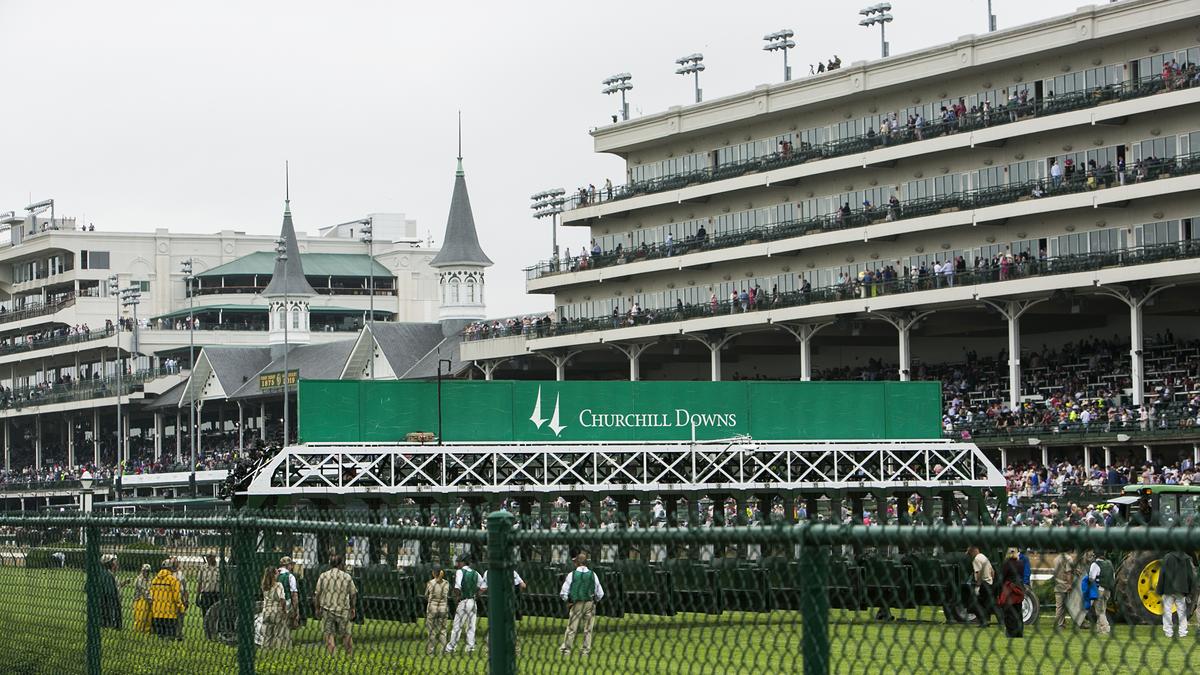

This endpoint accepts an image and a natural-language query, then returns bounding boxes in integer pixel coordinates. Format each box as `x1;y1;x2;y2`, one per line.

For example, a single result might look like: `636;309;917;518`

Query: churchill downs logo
529;386;738;438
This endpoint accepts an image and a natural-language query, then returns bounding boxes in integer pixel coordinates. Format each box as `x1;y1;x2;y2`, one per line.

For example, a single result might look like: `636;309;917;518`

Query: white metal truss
243;440;1004;496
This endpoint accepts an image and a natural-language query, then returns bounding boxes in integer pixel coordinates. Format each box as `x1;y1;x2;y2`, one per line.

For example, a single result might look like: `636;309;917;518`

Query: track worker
1087;551;1114;635
559;551;605;656
277;556;300;633
314;555;357;657
445;555;487;654
1051;550;1077;629
996;548;1025;638
150;559;185;640
967;546;994;627
425;567;450;655
196;554;221;638
1157;548;1197;638
132;563;153;633
99;554;123;629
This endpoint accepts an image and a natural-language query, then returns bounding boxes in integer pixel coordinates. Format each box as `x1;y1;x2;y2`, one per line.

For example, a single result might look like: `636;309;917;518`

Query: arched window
466;278;476;303
275;307;285;330
449;277;460;304
291;306;301;329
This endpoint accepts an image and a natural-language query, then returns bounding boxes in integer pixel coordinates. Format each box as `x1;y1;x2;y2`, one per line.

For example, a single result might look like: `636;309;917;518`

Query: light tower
602;73;633;122
763;30;796;81
675;54;705;103
859;3;894;58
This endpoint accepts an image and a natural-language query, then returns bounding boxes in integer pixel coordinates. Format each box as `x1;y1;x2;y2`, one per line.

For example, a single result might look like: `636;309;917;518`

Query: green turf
0;566;1197;674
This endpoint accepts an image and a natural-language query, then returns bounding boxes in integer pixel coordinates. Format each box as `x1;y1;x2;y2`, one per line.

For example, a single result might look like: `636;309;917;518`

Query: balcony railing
564;72;1192;211
0;368;175;412
0;327;116;358
188;285;396;297
472;241;1200;342
0;294;76;326
527;150;1200;281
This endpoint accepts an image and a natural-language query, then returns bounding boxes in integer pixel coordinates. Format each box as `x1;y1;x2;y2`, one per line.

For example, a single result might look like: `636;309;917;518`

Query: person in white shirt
559;551;605;656
445;556;487;654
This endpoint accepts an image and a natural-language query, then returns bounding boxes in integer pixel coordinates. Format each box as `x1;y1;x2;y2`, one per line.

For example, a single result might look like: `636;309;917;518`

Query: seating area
563;70;1195;213
478;240;1200;342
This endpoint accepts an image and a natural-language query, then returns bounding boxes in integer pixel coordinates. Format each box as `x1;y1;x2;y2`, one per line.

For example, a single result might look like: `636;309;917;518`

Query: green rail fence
3;511;1200;673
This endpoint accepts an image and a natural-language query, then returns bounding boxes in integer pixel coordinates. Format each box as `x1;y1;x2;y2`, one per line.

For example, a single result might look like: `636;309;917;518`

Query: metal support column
174;411;182;462
1096;285;1172;407
779;322;832;382
34;414;42;470
611;342;652;382
871;311;934;382
154;413;163;460
3;418;9;471
259;401;267;442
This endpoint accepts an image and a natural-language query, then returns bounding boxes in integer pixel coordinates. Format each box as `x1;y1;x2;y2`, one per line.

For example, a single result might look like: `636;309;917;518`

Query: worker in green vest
445;555;487;654
1086;551;1114;635
559;551;605;657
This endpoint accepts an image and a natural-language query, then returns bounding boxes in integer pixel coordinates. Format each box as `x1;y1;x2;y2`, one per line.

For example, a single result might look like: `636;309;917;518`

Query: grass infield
0;566;1197;674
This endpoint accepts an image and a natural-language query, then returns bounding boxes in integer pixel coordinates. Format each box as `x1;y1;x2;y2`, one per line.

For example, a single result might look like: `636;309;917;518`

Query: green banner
298;380;941;443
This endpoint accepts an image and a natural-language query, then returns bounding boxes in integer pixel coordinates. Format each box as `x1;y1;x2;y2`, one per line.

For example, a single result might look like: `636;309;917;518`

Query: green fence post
487;510;517;675
799;529;830;675
84;521;101;675
232;517;257;675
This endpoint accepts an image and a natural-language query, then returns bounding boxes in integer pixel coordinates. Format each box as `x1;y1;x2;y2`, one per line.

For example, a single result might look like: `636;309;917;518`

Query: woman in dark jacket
998;547;1025;638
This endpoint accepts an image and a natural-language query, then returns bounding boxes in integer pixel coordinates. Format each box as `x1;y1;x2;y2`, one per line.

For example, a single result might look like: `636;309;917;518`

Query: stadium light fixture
106;274;125;468
359;217;376;379
602;73;633;122
275;236;292;449
181;257;198;495
987;0;997;32
531;188;567;262
675;53;705;103
859;3;894;58
762;29;796;81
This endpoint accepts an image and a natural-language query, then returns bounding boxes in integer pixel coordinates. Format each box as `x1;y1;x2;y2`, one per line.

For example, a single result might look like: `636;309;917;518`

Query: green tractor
1100;484;1200;624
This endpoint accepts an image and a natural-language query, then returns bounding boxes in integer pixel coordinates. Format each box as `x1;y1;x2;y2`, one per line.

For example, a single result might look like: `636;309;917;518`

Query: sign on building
259;369;299;392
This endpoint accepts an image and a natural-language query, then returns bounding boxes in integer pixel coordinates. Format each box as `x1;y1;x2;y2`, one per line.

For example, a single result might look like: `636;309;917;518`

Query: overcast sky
1;0;1077;317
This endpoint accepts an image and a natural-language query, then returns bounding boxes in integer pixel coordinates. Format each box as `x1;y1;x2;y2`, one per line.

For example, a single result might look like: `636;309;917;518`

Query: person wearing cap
314;555;356;657
425;567;450;655
277;556;300;630
150;559;185;639
133;563;153;634
1087;551;1114;635
99;554;122;629
445;555;487;654
559;551;604;656
171;557;189;640
196;553;221;638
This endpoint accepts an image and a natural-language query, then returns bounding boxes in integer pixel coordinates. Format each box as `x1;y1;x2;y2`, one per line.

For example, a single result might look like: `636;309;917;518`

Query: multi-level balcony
563;73;1199;215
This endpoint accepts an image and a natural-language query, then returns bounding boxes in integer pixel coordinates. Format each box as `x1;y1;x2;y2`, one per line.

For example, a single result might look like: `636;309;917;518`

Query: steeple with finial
263;162;315;349
430;112;492;332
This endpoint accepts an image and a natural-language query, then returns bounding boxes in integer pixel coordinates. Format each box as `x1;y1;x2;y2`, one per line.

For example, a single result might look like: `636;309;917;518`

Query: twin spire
430;111;493;269
262;161;316;298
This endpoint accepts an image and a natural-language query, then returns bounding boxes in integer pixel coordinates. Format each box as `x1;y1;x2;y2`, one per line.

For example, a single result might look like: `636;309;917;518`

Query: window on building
137;281;150;292
449;278;460;304
80;250;110;270
291;307;300;329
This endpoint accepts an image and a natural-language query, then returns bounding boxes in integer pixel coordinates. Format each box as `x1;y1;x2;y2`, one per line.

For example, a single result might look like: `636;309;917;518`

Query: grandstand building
0;193;451;478
462;0;1200;469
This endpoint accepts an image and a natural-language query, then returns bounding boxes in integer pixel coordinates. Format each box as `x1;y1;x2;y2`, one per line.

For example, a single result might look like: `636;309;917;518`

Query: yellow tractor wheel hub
1137;560;1163;616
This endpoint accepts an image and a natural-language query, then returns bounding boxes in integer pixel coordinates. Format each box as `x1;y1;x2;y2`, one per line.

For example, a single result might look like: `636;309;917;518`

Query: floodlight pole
436;358;453;445
108;276;122;467
360;218;375;379
182;258;197;495
276;238;291;448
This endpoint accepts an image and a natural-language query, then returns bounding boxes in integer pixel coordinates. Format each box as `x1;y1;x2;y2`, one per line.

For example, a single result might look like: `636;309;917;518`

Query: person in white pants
1157;550;1196;638
445;556;487;653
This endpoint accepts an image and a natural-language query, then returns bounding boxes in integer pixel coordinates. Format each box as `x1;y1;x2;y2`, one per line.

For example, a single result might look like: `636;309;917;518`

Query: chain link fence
2;511;1200;673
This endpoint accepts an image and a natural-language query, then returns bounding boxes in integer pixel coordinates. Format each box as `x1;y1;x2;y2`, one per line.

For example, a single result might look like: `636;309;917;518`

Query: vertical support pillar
92;409;100;466
237;401;244;453
1040;445;1049;468
232;520;257;675
175;411;182;462
710;344;721;382
1005;310;1021;409
486;510;517;675
1083;446;1092;470
1129;301;1145;407
780;323;832;382
999;447;1009;469
1193;444;1199;466
154;413;163;460
799;531;830;675
34;414;42;469
68;415;76;467
897;325;912;382
1103;446;1112;467
259;401;267;442
3;418;10;471
613;343;652;382
439;500;451;565
539;497;553;564
568;498;581;529
1144;444;1153;464
84;523;101;675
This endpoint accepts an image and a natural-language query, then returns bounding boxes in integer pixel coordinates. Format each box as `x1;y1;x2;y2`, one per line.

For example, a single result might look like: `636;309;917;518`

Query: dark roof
367;322;448;376
262;202;318;297
205;346;274;396
144;380;187;410
428;162;492;268
229;339;356;399
200;252;391;278
398;331;473;379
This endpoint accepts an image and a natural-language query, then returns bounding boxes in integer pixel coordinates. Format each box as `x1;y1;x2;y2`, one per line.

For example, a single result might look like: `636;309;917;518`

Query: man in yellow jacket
150;559;185;640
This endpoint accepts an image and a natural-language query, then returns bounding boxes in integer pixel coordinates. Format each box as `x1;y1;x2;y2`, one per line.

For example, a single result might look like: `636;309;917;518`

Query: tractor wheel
1116;551;1162;625
1021;585;1040;625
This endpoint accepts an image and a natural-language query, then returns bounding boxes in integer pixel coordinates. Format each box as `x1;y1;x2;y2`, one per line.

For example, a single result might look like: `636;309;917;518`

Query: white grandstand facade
462;0;1200;468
